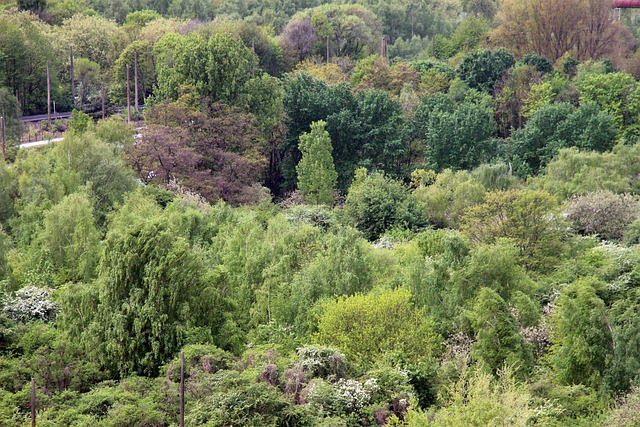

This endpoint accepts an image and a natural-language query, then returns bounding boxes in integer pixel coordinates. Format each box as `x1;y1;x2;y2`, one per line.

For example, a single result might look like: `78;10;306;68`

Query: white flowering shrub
305;377;379;415
366;366;415;402
337;378;378;412
296;346;347;380
3;286;59;323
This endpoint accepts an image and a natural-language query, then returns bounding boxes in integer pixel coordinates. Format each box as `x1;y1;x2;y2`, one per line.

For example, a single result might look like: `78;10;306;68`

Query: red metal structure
613;0;640;7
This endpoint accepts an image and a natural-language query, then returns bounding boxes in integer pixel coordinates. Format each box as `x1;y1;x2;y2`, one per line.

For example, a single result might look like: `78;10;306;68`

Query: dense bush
316;288;442;365
343;169;427;241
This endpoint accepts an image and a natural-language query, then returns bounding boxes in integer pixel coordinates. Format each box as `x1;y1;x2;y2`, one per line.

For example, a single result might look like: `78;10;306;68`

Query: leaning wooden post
180;351;185;427
126;64;131;124
30;378;36;427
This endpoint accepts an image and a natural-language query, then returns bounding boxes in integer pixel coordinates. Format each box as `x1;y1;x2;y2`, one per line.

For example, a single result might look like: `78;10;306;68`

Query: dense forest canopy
4;0;640;426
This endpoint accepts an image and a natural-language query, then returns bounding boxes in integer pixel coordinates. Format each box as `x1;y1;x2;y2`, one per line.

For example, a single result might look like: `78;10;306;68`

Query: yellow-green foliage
316;288;442;365
460;189;563;271
390;368;538;427
522;81;554;118
532;145;640;200
413;169;485;229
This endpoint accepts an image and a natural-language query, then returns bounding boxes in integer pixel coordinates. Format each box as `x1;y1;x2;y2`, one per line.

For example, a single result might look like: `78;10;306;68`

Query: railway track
21;112;73;122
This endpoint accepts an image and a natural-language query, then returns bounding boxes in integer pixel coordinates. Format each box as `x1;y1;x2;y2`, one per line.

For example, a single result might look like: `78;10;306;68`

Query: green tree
353;89;407;176
150;32;185;104
0;158;18;226
167;0;213;20
0;225;12;282
18;0;47;12
462;0;500;19
607;291;640;393
451;241;535;308
123;9;162;27
316;288;442;365
468;287;533;375
508;102;617;176
460;189;563;271
211;19;284;76
517;53;553;74
532;144;640;200
281;226;375;332
282;73;355;191
68;110;92;134
413;169;486;229
457;48;515;93
414;94;496;170
576;71;637;130
174;32;259;105
51;14;120;70
51;133;136;224
394;228;470;333
44;0;91;25
39;192;101;282
72;58;101;111
111;41;156;107
0;87;23;144
344;169;426;241
433;16;492;59
0;14;59;114
297;120;337;205
91;194;225;377
236;73;284;131
293;3;382;59
422;368;536;426
551;278;612;388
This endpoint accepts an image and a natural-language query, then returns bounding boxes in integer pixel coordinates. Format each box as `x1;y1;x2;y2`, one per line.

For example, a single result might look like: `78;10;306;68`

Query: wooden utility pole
101;82;105;119
180;351;185;427
126;64;131;124
381;36;387;59
30;378;36;427
326;35;330;63
1;116;5;160
134;51;139;113
46;62;51;128
70;46;75;110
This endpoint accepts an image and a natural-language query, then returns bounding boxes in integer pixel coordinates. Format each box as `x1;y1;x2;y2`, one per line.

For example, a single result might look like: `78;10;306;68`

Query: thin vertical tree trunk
127;64;131;124
46;63;51;128
134;51;139;113
70;46;75;110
